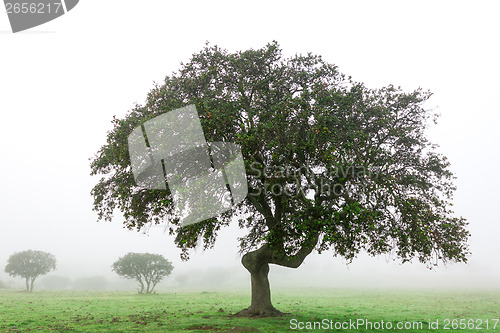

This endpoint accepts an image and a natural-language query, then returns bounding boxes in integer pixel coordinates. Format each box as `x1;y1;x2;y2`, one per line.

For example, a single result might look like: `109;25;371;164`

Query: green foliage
4;250;57;292
112;253;173;294
91;41;469;268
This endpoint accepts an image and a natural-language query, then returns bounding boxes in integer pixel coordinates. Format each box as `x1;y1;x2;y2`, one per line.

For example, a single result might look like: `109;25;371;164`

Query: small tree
112;253;173;294
5;250;57;292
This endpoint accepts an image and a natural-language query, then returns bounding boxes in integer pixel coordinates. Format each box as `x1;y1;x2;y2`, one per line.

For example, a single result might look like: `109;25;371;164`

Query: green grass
0;288;498;332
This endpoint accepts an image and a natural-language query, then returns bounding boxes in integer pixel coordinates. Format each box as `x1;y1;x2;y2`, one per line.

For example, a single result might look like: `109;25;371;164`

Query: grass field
0;288;498;332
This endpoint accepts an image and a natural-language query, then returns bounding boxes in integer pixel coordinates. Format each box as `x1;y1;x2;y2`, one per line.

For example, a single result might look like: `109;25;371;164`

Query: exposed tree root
233;306;285;318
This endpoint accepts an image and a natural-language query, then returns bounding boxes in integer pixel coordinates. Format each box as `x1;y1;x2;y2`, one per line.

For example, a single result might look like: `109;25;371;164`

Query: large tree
112;253;174;294
5;250;57;292
90;42;470;316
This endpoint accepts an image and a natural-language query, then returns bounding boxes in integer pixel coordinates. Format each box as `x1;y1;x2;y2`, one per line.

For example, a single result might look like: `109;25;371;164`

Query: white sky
0;0;499;289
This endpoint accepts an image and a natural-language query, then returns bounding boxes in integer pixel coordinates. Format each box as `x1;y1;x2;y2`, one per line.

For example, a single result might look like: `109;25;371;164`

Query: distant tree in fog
112;253;173;294
73;275;108;290
174;273;190;287
39;275;72;290
4;250;56;292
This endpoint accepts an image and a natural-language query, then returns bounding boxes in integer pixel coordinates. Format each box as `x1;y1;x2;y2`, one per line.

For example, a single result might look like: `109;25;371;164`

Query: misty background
0;1;499;291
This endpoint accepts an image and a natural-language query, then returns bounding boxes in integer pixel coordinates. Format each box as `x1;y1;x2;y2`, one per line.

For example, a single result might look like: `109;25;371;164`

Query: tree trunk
25;278;29;292
138;280;144;294
30;277;36;292
235;249;282;317
235;235;319;317
150;281;158;294
248;262;278;314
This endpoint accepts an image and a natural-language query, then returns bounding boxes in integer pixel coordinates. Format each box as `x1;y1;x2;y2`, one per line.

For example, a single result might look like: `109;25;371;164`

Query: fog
1;1;499;292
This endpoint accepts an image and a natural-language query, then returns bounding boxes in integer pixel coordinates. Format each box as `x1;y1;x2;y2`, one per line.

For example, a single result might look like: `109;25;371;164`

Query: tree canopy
112;253;174;294
91;41;469;315
5;250;57;292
